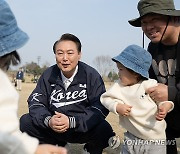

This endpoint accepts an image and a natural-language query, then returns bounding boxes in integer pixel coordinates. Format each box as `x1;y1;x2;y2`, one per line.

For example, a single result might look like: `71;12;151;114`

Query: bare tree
93;55;115;77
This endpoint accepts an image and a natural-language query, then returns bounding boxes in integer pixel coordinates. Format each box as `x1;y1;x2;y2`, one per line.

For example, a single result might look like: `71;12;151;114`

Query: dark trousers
20;113;115;154
166;126;180;154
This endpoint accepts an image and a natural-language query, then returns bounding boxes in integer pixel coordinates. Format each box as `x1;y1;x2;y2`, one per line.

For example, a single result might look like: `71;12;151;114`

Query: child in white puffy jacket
101;45;174;154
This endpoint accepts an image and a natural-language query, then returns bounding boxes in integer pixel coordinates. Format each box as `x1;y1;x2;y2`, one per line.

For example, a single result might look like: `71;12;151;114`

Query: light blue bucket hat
0;0;29;57
112;45;152;79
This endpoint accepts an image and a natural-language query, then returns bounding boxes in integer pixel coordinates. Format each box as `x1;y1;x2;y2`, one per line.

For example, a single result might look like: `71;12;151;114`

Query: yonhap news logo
122;139;176;145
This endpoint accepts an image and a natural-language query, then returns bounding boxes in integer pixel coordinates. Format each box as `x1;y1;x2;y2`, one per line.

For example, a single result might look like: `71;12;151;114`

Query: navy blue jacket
16;71;24;80
28;61;109;132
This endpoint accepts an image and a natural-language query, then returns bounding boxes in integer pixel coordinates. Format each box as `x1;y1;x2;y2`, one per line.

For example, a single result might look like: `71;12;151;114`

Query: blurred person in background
16;67;24;91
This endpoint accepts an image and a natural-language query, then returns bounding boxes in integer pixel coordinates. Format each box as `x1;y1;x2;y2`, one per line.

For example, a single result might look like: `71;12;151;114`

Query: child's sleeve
145;79;174;112
158;101;174;112
100;83;124;114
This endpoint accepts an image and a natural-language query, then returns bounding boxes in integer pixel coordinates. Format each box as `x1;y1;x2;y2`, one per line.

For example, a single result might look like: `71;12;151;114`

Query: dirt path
17;82;180;154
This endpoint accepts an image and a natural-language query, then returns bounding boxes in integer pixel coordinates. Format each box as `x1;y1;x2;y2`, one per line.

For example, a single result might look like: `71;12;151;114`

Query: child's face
116;62;139;86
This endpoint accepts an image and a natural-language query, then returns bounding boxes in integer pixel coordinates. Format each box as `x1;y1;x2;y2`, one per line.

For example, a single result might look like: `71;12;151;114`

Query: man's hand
146;83;168;102
49;111;69;133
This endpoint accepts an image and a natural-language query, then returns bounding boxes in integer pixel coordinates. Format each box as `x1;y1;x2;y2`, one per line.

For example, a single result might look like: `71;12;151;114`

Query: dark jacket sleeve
175;83;180;106
73;68;109;132
28;72;52;129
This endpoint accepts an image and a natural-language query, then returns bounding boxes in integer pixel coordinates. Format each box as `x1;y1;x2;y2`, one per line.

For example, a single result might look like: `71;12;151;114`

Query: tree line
93;55;119;82
16;56;118;83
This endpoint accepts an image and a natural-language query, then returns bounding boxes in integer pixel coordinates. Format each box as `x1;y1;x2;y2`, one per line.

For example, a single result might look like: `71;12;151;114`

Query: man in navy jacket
20;33;116;154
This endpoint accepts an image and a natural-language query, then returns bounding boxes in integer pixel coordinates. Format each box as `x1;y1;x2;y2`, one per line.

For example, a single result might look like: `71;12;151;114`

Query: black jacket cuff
69;116;76;128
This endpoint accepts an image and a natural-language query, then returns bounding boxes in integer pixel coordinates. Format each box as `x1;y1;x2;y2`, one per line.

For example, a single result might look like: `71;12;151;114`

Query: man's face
141;14;172;44
55;40;81;78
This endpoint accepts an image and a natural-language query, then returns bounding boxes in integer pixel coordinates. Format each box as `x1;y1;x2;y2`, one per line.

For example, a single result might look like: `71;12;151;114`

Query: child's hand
116;104;132;116
156;105;167;121
156;102;173;121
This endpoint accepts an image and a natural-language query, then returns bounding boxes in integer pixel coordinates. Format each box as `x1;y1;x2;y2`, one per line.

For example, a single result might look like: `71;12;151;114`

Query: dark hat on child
0;0;29;57
129;0;180;27
112;45;152;79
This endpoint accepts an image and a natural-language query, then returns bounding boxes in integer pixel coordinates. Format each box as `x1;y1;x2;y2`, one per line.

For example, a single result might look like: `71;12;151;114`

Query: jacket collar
48;64;61;84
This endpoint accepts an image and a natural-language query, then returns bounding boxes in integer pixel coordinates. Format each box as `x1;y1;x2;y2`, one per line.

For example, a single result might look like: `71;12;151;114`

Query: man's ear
78;51;82;60
172;16;180;24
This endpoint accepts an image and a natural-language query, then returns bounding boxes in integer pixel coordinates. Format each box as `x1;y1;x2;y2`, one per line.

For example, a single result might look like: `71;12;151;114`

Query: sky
6;0;180;69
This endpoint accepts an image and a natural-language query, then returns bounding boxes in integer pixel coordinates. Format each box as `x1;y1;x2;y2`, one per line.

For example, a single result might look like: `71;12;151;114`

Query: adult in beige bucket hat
129;0;180;154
